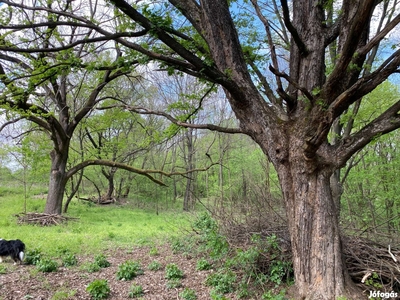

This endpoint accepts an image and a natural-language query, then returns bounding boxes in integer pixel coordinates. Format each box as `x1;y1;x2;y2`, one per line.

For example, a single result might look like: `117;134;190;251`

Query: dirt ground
0;244;237;300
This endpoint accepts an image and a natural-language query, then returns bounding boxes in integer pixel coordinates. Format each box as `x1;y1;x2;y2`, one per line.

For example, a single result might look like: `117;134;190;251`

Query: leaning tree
1;0;400;298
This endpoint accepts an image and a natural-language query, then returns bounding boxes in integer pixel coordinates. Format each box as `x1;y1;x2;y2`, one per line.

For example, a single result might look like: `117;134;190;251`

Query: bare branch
66;159;220;186
358;13;400;57
66;159;167;186
249;0;282;106
99;104;243;134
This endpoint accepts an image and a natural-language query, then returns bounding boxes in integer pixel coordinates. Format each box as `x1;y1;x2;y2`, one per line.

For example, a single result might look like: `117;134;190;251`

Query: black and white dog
0;239;25;264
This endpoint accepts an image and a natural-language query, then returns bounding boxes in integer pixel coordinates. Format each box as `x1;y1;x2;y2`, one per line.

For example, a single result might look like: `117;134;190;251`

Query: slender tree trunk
63;168;84;213
45;149;69;215
183;128;195;211
103;167;116;200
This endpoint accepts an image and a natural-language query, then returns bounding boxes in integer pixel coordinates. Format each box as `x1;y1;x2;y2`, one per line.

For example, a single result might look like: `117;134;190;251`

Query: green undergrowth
0;192;191;257
170;212;294;299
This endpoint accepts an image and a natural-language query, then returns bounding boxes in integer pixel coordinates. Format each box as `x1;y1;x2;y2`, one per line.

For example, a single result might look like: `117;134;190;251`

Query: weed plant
193;213;229;259
189;213;293;299
262;289;288;300
24;248;42;265
127;283;144;298
116;260;144;280
94;254;111;268
205;270;236;294
81;254;110;273
165;263;184;279
179;288;197;300
62;252;78;267
86;279;110;300
147;260;162;271
36;258;58;272
0;264;7;274
51;288;77;300
196;258;212;270
166;278;183;289
148;246;159;256
165;263;184;289
82;262;101;273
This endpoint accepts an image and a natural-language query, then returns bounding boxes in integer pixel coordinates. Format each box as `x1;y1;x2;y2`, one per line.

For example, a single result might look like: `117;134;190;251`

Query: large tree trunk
278;163;349;298
44;149;69;215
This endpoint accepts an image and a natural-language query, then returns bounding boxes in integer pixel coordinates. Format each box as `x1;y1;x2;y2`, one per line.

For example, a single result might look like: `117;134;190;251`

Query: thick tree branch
110;0;207;71
329;49;400;119
335;100;400;167
168;0;202;37
325;0;376;93
281;0;308;56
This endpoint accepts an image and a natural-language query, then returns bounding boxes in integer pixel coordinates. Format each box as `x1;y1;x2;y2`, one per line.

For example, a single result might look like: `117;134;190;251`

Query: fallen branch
15;212;79;226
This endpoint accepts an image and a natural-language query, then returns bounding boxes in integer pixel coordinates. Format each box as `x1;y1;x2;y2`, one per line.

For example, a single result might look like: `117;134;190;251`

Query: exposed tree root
16;212;79;226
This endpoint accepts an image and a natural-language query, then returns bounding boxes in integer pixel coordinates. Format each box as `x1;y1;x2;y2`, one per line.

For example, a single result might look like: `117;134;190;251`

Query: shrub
94;254;111;268
36;258;58;272
263;235;293;286
86;279;110;300
179;288;197;300
116;260;143;280
193;213;228;259
165;263;184;280
128;283;144;298
205;270;236;294
196;258;212;271
24;248;42;265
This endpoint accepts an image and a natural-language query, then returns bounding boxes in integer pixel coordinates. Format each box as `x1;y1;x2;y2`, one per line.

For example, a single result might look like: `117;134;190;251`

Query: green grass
0;191;190;257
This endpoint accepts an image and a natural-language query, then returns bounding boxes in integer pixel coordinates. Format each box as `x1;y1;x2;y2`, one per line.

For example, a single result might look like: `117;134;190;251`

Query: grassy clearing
0;189;191;257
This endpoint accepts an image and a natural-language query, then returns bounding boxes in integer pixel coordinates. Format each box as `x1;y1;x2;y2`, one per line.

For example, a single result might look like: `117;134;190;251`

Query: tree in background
1;0;400;298
0;1;164;214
